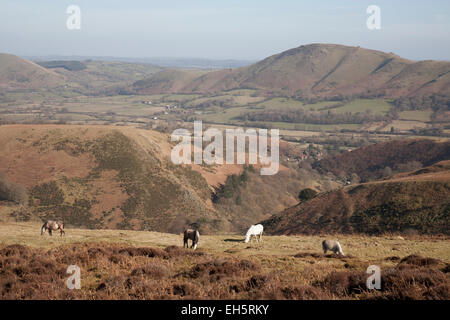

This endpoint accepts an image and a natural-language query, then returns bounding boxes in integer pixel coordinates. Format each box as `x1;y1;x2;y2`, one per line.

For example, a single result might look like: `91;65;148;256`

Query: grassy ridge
262;175;450;236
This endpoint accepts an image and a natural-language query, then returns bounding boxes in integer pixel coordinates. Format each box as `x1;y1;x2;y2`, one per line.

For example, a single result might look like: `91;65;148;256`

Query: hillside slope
0;125;221;233
261;161;450;235
313;138;450;181
131;69;210;94
0;54;65;90
0;125;309;233
132;44;450;99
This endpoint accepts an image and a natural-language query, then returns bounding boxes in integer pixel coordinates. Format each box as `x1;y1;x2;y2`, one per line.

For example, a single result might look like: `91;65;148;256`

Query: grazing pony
183;228;199;250
41;220;65;236
322;240;344;256
244;224;263;243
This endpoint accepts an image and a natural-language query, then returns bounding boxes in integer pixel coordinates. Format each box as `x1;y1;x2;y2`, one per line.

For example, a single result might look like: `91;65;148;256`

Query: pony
244;224;263;243
41;220;65;236
183;228;199;250
322;240;344;256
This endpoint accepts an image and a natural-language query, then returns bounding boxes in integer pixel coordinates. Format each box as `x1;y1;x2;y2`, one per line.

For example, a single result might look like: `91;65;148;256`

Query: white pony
322;240;344;256
244;224;264;243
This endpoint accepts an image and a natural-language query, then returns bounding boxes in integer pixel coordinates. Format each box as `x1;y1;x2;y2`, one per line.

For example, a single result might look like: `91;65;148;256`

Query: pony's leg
49;229;53;236
60;229;65;237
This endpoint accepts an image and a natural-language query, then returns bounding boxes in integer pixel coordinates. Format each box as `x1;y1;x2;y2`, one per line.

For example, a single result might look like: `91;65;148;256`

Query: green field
255;97;305;109
333;99;392;115
399;110;433;122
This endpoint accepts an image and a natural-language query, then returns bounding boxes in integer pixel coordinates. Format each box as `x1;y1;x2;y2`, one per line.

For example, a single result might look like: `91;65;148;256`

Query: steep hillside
262;161;450;235
313;138;450;181
132;44;450;99
0;125;312;233
0;125;221;233
0;54;65;90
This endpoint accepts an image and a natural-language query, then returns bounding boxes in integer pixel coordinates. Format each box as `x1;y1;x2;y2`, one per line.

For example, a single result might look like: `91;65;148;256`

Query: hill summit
133;43;450;99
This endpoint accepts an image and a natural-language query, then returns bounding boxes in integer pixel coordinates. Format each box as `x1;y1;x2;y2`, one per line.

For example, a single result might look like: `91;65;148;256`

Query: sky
1;0;449;61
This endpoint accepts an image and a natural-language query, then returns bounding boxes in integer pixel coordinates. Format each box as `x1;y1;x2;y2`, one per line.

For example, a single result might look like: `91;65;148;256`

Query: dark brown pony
41;220;65;236
183;228;199;250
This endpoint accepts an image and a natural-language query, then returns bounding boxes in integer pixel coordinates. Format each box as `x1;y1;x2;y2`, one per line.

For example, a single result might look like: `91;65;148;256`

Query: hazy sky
1;0;449;61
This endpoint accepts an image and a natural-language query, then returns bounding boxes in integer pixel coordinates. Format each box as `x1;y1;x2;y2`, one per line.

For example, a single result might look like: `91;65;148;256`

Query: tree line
236;108;389;125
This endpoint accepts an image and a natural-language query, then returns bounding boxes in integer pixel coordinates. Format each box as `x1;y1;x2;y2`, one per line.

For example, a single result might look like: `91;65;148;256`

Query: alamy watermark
366;265;381;290
171;121;279;175
66;265;81;290
367;5;381;30
66;5;81;30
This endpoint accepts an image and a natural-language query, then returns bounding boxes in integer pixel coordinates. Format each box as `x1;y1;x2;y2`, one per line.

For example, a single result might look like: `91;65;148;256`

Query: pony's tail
193;230;199;250
194;230;199;243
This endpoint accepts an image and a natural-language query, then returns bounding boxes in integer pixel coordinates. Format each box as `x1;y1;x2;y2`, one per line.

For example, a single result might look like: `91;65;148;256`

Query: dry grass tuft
281;285;328;300
186;258;261;280
398;254;440;267
118;247;168;258
316;271;367;297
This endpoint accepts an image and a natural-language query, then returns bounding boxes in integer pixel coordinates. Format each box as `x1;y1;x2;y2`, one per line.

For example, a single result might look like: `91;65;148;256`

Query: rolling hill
0;54;65;90
0;125;312;233
261;161;450;235
0;125;218;232
132;44;450;99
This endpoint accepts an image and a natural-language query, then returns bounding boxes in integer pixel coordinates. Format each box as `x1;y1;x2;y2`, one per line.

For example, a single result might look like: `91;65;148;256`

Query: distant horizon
15;42;450;64
20;54;256;63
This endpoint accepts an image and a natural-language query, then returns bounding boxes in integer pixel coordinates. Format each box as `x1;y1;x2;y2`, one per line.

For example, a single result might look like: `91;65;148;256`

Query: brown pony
41;220;65;236
183;228;199;250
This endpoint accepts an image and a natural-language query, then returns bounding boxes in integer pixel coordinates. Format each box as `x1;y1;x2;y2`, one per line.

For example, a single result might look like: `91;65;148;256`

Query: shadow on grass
224;238;244;243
